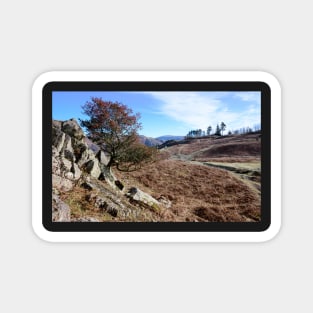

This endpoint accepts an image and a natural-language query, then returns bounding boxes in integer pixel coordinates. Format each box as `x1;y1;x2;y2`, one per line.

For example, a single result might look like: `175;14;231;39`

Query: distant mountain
84;133;185;149
156;135;185;142
139;135;163;147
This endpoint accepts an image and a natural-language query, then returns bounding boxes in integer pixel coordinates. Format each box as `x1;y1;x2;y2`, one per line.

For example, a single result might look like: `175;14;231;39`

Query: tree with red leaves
80;98;142;169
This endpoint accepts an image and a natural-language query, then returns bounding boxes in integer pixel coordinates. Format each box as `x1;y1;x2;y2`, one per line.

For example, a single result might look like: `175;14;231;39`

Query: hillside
163;133;261;162
52;119;261;222
156;135;185;141
114;159;260;222
138;135;185;147
115;133;261;222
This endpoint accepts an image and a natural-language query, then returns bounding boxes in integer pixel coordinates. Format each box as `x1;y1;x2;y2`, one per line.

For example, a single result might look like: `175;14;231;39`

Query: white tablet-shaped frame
32;71;281;242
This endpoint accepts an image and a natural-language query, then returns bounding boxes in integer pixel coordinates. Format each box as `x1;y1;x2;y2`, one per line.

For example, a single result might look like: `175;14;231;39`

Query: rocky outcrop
52;119;115;189
52;118;121;221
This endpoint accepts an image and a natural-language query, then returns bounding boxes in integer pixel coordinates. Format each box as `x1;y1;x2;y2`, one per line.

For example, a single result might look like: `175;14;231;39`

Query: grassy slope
114;159;261;222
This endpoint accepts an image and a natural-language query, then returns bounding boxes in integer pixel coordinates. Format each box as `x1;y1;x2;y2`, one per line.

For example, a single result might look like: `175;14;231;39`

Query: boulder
127;187;160;208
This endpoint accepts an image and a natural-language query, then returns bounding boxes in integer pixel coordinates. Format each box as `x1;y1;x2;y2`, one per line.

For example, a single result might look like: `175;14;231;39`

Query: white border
32;71;281;242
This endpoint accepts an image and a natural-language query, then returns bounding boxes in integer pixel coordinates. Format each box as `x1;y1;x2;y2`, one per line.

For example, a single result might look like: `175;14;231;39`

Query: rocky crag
52;119;169;222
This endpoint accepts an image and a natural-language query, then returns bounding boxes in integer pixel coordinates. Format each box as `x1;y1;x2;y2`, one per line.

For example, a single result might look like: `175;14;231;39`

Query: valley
114;133;261;222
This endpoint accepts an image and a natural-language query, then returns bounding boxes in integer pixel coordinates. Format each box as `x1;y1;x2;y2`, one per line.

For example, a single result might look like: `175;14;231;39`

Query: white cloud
234;92;261;105
146;92;232;129
144;92;261;134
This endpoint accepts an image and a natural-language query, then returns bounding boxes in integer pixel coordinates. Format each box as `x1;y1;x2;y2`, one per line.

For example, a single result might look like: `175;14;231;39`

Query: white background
0;1;311;312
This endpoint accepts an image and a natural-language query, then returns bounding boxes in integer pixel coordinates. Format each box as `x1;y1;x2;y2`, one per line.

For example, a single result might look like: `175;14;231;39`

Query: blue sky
53;91;260;138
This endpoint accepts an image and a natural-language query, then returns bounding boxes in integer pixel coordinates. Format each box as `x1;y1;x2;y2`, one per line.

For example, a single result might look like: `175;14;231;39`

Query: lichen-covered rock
52;174;74;192
61;157;72;173
127;187;160;207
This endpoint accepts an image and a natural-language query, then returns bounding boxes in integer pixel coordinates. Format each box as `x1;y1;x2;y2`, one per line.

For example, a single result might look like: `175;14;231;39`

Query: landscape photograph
52;91;261;222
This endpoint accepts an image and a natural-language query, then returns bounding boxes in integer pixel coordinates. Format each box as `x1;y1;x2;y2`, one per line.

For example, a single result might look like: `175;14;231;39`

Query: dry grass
60;181;169;222
114;159;261;222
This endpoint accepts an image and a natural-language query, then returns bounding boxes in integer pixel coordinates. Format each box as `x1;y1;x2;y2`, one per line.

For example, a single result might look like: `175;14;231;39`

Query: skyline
52;91;261;138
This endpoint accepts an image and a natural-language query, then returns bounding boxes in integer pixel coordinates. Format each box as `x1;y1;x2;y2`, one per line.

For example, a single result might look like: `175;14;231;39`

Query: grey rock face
98;164;116;188
62;135;75;162
84;159;101;179
96;150;110;166
52;127;65;153
72;163;81;180
77;147;96;167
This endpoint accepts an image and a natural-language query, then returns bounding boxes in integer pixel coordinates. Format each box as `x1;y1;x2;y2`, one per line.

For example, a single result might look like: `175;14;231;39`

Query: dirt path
187;160;261;196
165;142;261;198
170;145;191;161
